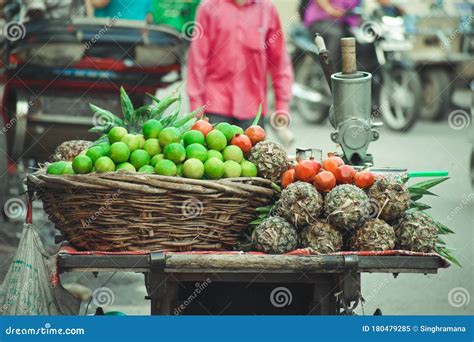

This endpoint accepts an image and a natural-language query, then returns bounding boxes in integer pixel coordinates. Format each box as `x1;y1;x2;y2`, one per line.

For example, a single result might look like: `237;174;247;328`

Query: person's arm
186;4;210;110
316;0;344;17
266;5;293;115
84;0;94;17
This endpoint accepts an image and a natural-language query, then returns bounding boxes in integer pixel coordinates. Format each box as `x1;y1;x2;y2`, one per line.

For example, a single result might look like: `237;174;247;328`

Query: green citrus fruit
97;142;111;155
182;130;205;147
159;127;181;147
183;158;205;179
95;156;116;173
121;134;141;152
86;146;105;164
223;160;242;178
241;160;258;177
223;145;244;163
63;162;75;175
186;143;208;162
204;158;225;179
138;165;155;174
144;138;161;156
116;162;136;172
47;161;68;175
108;126;128;144
137;134;146;149
142;119;163;139
164;143;186;164
231;125;244;136
207;150;224;161
110;142;131;163
215;122;234;142
176;163;183;177
155;159;177;176
150;154;164;167
205;130;227;151
129;149;151;170
72;155;93;174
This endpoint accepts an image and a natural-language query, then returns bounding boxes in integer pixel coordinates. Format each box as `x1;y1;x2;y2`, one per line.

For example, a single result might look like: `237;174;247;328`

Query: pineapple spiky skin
279;182;323;229
248;140;289;182
300;220;342;254
252;216;298;254
395;211;438;252
50;140;91;162
351;219;395;251
368;176;410;221
325;184;370;232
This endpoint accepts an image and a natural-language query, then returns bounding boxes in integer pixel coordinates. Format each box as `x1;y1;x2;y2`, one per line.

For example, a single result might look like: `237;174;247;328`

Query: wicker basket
27;171;275;252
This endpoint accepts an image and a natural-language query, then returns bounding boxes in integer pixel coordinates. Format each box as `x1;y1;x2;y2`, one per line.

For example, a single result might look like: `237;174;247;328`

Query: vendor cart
58;248;448;315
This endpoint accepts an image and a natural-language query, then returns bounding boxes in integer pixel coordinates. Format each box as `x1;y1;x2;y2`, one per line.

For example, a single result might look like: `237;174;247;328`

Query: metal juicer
315;37;380;165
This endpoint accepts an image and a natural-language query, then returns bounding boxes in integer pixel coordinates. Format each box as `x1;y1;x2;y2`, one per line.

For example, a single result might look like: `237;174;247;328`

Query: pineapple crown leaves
250;202;280;226
120;86;134;124
435;244;461;267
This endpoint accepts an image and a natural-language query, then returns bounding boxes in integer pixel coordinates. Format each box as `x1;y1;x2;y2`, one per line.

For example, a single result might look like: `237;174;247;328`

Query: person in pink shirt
186;0;293;129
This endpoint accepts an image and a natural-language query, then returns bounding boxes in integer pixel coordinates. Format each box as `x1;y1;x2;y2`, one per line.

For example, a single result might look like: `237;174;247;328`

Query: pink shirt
186;0;293;119
304;0;360;27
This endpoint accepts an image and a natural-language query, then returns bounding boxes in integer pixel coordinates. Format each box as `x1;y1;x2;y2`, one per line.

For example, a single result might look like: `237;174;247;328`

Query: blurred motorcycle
290;9;422;132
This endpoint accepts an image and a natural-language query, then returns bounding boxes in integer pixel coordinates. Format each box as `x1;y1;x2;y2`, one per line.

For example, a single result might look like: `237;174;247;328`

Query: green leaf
410;200;431;211
256;206;273;213
88;125;113;134
148;93;180;119
177;119;197;135
409;187;438;197
172;106;203;128
409;177;449;191
120;86;134;123
271;183;281;193
89;104;123;126
250;219;263;225
410;194;423;201
435;245;461;267
251;103;263;126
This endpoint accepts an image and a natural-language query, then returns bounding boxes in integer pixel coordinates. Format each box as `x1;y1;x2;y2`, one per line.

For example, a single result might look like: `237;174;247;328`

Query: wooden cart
58;251;447;315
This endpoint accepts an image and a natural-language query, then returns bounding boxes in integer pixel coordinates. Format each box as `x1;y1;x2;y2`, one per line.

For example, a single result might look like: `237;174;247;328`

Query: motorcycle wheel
293;55;331;124
419;68;452;121
378;69;422;132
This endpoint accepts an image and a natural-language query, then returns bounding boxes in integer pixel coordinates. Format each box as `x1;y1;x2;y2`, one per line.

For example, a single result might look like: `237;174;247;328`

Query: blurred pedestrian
86;0;153;22
186;0;293;131
24;0;73;20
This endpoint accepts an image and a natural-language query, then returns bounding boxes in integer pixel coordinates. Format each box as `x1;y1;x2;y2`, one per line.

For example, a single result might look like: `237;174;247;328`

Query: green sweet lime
215;122;235;142
86;146;105;164
95;156;116;173
223;145;244;163
129;149;151;170
204;158;225;180
223;160;242;178
182;130;205;147
205;130;227;151
97;142;111;156
150;153;164;167
155;159;177;176
164;143;186;164
121;134;141;152
183;158;205;179
62;162;75;175
138;165;155;174
159;127;181;147
110;142;130;163
176;163;183;177
108;126;128;144
185;143;208;162
72;155;93;174
142;119;163;139
241;160;258;177
144;138;161;156
116;162;136;172
47;161;68;175
207;150;224;161
137;134;146;149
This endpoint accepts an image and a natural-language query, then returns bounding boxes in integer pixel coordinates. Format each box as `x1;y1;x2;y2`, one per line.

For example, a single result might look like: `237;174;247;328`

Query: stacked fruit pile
45;88;283;180
251;153;458;265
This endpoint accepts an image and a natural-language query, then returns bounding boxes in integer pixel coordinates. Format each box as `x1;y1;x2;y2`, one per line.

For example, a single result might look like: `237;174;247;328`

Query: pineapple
248;140;289;182
325;184;370;232
50;140;91;162
351;219;395;251
279;182;323;228
252;216;298;254
396;211;438;252
300;220;342;254
368;176;410;221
